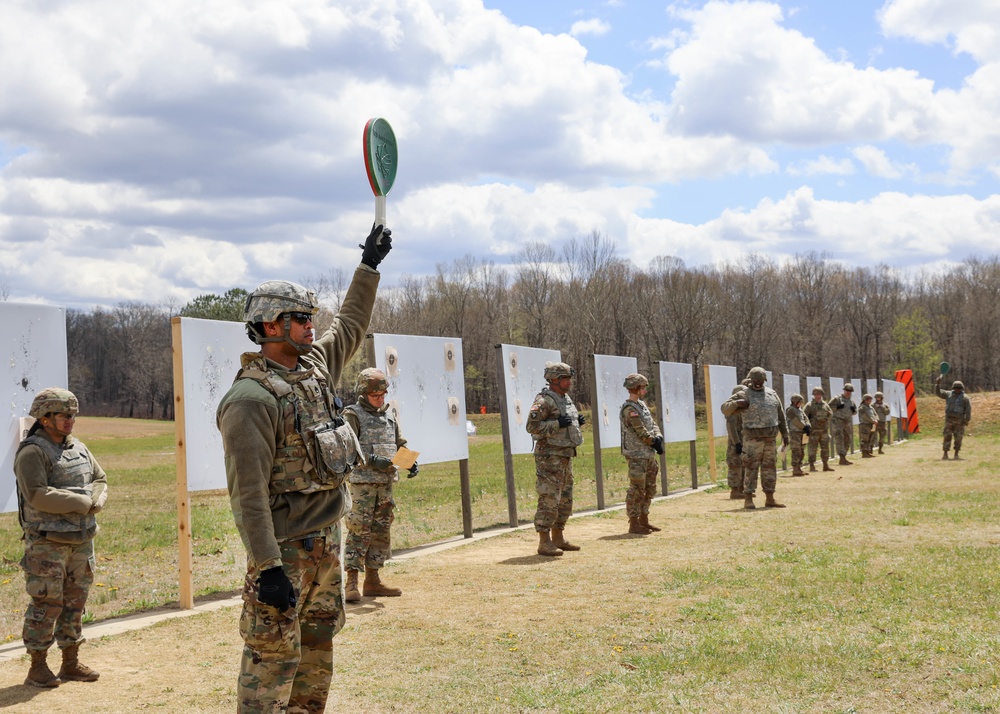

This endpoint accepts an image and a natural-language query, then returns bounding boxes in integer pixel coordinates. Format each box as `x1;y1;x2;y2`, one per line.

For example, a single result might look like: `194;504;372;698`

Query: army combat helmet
29;387;79;419
623;373;648;390
356;368;389;395
952;381;965;391
543;362;575;381
243;280;319;355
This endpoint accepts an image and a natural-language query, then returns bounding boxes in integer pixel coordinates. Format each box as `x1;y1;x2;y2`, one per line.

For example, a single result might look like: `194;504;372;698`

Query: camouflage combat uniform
873;395;891;450
858;398;877;456
217;267;378;714
15;433;107;655
722;380;789;499
527;388;583;532
619;398;661;518
784;399;810;473
725;400;745;492
937;384;972;456
828;391;857;458
343;399;407;572
803;397;833;467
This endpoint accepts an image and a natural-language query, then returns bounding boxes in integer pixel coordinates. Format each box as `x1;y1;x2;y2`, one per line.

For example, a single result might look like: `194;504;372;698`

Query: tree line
47;234;1000;419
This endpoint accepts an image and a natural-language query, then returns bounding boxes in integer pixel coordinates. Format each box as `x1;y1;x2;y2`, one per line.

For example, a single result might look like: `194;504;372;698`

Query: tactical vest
786;405;807;433
344;403;398;485
830;396;855;422
742;388;780;430
620;399;656;458
17;435;98;542
235;353;360;495
859;404;876;424
805;401;832;428
945;392;968;419
874;402;891;422
532;389;583;448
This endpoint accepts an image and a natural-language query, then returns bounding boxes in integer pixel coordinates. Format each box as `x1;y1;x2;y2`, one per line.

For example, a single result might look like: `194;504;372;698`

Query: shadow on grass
497;555;563;566
0;681;45;708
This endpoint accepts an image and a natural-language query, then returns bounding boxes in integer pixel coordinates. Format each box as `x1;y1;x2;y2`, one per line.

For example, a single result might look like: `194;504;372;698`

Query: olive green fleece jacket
14;433;108;516
216;265;379;571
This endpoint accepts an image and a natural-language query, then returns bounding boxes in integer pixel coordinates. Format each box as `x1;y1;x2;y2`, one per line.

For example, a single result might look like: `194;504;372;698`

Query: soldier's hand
371;454;395;472
735;443;743;455
736;399;750;408
557;415;573;428
803;425;811;435
407;462;419;478
652;436;664;455
359;223;393;269
257;567;296;610
577;414;586;426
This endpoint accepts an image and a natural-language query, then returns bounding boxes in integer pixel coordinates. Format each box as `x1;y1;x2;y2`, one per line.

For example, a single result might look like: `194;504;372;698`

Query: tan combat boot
743;494;756;510
791;466;806;476
363;567;402;597
57;643;100;682
862;451;874;458
953;450;962;460
537;530;563;556
942;450;949;460
344;569;361;603
764;492;786;508
25;649;60;688
809;462;817;473
551;527;581;551
839;455;853;466
878;446;884;454
628;517;649;534
639;514;661;533
729;487;743;499
822;460;835;472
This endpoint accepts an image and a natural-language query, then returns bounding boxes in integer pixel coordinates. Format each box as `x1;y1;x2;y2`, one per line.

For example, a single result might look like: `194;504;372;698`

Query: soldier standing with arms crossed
526;362;585;556
804;387;834;472
619;373;664;534
15;388;106;688
935;377;972;460
721;367;789;510
785;394;810;476
873;391;891;454
828;384;857;466
343;368;417;603
217;224;391;713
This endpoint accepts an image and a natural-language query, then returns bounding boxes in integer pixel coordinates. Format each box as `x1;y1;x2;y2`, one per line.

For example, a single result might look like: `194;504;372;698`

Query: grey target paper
592;354;638;450
373;334;469;464
498;344;561;455
177;317;248;491
866;379;878;399
806;376;822;398
658;361;696;443
782;374;801;408
1;303;68;513
707;364;738;439
851;377;862;425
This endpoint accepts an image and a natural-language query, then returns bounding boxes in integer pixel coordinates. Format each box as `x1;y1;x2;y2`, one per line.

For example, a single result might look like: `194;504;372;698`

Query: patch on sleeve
627;409;640;418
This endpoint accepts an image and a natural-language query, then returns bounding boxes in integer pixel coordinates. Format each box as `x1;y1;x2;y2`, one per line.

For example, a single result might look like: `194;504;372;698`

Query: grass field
0;394;998;712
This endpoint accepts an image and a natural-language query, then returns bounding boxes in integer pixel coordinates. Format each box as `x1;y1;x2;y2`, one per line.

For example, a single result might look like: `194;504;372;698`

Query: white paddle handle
374;196;387;243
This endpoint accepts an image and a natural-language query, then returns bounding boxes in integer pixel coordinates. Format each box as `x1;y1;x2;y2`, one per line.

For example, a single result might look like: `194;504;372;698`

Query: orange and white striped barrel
894;368;919;433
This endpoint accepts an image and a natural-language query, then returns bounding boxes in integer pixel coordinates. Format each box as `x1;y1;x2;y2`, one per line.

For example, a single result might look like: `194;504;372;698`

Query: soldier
526;362;585;556
721;367;789;510
935;377;972;460
725;385;746;499
343;368;417;603
828;383;857;466
803;387;834;472
216;223;391;713
785;394;810;476
873;391;891;454
15;387;106;688
858;394;878;458
619;373;664;535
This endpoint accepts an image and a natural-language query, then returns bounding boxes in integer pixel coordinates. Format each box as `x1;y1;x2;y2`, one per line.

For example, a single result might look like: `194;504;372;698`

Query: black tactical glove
557;415;573;428
735;443;743;455
651;435;664;455
371;454;395;472
577;414;586;426
407;462;419;478
851;405;857;414
359;223;393;270
257;567;296;610
803;425;811;435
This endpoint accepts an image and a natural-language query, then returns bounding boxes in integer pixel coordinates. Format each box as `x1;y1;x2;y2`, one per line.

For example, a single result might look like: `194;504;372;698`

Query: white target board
851;377;862;424
806;376;822;398
592;354;638;450
1;304;68;513
782;374;801;408
866;379;878;399
372;334;469;464
498;344;561;456
706;364;739;438
883;379;904;418
830;377;845;400
658;361;696;443
175;317;247;492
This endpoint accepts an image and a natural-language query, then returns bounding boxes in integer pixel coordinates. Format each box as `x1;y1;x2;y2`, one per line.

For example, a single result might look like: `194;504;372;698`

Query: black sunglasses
284;312;313;325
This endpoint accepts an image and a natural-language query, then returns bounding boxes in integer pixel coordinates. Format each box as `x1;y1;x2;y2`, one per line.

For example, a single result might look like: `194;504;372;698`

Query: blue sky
2;0;1000;307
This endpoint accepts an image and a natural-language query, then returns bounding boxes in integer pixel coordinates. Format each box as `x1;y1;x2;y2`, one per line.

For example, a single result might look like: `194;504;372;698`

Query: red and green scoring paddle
363;117;398;240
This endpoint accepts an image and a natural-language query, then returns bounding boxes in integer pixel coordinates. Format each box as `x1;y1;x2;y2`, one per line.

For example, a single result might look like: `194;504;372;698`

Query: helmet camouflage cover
812;386;825;395
862;393;873;401
623;373;648;390
874;391;883;398
543;362;575;381
843;383;855;392
747;367;767;382
29;387;79;419
952;380;965;390
356;368;389;395
242;280;319;325
790;393;804;405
